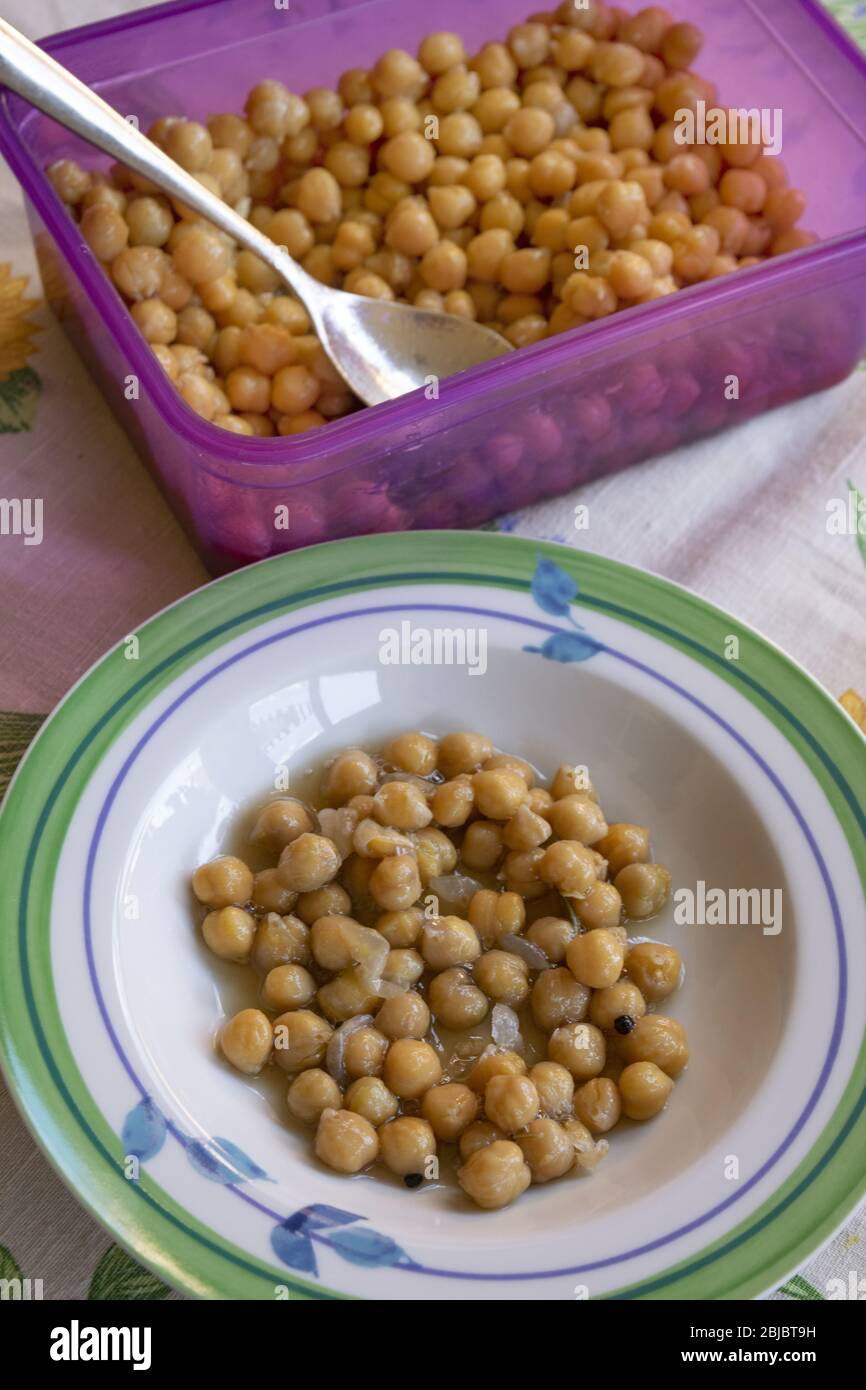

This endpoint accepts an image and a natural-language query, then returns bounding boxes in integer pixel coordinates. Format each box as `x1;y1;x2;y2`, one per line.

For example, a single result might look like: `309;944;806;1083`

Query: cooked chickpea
596;823;650;877
484;1074;539;1133
619;1061;674;1120
517;1117;575;1182
459;1120;505;1160
531;967;590;1032
81;203;129;261
375;906;424;948
323;749;379;803
574;1076;622;1133
250;797;314;852
428;967;489;1029
378;1116;437;1177
369;854;422;910
345;1075;400;1127
619;1014;689;1077
575;881;623;931
566;928;625;989
252;913;311;972
471;767;529;819
461;820;505;871
615;861;671;919
317;967;380;1023
422;915;481;970
220;1008;272;1074
315;1107;379;1172
372;780;432;831
418;1084;479;1147
525;915;575;963
381;131;436;183
111;246;168;301
437;731;493;779
474;950;530;1007
343;1024;389;1079
412;827;458;883
277;833;341;893
192;855;253;908
251;868;297;916
458;1139;531;1208
548;1022;606;1080
375;990;430;1040
467;889;525;946
503;847;547;899
172;226;230;284
383;1038;442;1098
384;947;424;990
539;840;598;898
273;1008;332;1073
530;1060;574;1118
261;962;317;1012
201;906;255;962
547;794;608;845
502;804;551;851
468;1048;526;1093
589;979;647;1032
626;941;681;1001
295;883;351;925
383;731;437;776
287;1068;342;1124
429;776;473;827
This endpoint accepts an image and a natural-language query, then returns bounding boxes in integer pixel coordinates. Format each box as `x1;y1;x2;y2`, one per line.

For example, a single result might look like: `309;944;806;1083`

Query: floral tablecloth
0;0;864;1301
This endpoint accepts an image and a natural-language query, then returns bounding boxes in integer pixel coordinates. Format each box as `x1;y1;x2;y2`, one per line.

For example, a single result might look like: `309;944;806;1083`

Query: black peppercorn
403;1173;423;1189
614;1014;635;1035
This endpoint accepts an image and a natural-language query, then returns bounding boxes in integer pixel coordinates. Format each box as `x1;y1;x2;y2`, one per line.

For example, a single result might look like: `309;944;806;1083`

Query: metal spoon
0;18;512;406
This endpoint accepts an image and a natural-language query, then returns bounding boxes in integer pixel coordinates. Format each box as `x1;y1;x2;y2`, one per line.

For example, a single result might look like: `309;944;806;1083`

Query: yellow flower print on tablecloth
0;261;42;433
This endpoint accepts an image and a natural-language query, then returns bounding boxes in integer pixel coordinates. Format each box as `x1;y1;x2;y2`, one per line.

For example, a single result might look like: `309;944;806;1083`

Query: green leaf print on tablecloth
87;1245;171;1301
0;1244;24;1285
826;1;866;45
0;367;41;434
777;1273;825;1301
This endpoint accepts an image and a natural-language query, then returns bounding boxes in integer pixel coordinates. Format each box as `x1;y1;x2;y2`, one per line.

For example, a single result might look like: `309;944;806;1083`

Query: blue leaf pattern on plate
326;1227;407;1268
531;557;579;617
184;1137;270;1184
524;632;601;663
526;556;601;664
271;1224;318;1275
121;1097;167;1162
286;1204;364;1233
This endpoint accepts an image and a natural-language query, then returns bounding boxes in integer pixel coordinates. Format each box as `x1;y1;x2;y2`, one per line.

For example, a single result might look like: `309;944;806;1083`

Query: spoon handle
0;18;322;309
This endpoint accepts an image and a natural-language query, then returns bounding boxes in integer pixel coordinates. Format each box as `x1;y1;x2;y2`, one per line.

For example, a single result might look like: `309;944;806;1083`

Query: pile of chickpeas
49;2;811;439
191;730;689;1210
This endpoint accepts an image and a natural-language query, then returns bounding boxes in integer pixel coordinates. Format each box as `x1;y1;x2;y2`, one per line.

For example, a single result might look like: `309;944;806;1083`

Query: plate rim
1;530;864;1301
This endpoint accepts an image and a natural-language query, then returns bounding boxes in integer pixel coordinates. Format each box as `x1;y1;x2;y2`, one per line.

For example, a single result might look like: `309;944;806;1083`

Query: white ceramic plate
1;532;864;1300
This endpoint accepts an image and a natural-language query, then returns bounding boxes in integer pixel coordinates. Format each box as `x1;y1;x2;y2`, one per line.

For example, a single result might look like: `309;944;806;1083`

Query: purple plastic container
2;0;866;572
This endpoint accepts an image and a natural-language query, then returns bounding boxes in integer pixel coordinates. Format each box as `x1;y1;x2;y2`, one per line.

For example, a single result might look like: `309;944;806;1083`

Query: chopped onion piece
317;807;357;860
491;1003;522;1050
374;979;407;998
429;872;482;910
325;1013;373;1087
499;932;550;971
353;928;390;985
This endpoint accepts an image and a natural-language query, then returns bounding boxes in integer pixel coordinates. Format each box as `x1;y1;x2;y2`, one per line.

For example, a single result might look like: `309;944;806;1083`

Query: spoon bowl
312;291;512;406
